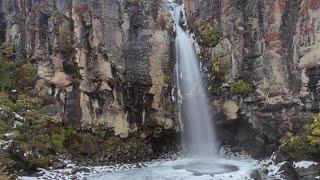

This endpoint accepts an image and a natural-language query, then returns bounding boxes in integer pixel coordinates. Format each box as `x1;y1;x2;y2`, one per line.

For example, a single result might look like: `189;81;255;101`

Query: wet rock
271;151;291;165
278;162;299;180
294;161;320;178
242;136;266;159
52;161;65;169
78;167;91;173
183;0;320;158
249;169;262;180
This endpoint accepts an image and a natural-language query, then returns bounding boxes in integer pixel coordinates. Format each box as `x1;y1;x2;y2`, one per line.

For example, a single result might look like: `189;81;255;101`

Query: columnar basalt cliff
183;0;320;157
1;1;319;174
0;0;178;137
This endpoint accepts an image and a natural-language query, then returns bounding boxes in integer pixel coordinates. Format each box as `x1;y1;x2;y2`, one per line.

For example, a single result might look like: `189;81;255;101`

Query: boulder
277;161;299;180
249;169;262;180
294;161;320;178
223;100;239;120
51;72;72;87
271;151;291;164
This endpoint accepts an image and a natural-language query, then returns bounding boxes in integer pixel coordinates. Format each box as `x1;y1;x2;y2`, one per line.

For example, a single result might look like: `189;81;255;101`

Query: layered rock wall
1;0;178;138
184;0;320;157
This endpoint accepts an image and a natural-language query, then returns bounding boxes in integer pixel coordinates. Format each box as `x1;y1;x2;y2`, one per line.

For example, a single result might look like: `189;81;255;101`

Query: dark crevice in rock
307;67;320;112
0;12;5;44
65;82;82;125
279;0;303;94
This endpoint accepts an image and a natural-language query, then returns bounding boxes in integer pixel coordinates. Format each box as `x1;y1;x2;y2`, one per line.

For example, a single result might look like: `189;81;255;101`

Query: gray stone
249;169;262;180
278;162;299;180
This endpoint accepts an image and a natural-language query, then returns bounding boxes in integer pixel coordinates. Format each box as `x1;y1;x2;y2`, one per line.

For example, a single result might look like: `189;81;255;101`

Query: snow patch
294;161;319;169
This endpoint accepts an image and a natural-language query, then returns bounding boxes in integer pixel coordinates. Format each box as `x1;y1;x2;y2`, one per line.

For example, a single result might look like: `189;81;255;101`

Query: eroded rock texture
184;0;320;157
1;0;178;138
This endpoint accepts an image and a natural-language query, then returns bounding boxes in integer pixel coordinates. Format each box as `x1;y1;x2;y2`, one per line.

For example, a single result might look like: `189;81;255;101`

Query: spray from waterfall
173;4;219;157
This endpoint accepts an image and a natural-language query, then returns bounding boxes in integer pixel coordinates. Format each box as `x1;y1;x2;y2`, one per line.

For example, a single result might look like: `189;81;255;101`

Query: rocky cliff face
1;0;319;162
183;0;320;157
0;0;179;138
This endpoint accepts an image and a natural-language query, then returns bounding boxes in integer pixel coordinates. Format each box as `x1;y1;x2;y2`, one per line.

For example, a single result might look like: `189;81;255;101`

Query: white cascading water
174;5;219;157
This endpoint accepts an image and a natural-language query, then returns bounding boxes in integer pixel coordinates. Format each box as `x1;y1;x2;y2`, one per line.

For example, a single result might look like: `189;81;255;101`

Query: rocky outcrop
183;0;320;157
1;0;179;139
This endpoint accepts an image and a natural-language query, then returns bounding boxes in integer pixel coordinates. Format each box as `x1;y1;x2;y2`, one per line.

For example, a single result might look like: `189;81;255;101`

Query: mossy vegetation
231;79;251;96
309;114;320;148
164;103;179;114
0;60;15;91
0;61;36;92
208;26;220;47
0;43;15;60
0;43;16;91
280;114;320;161
14;63;37;91
0;47;55;174
0;43;36;92
0;88;178;175
200;24;221;47
3;0;14;12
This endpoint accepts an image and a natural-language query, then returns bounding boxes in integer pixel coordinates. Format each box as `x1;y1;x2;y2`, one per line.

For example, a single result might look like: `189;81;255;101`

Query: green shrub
0;53;36;92
0;108;14;139
280;114;320;161
0;43;14;59
231;79;251;95
14;62;37;90
51;128;76;153
308;114;320;149
0;92;54;173
209;26;220;47
1;94;43;113
0;60;15;91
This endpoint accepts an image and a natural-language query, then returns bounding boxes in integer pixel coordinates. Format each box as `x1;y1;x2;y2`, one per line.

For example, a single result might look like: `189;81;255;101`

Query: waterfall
173;4;219;157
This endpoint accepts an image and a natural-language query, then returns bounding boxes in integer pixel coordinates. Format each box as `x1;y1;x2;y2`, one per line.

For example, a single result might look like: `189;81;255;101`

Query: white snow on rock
0;139;12;150
265;161;286;180
14;112;25;121
294;161;319;169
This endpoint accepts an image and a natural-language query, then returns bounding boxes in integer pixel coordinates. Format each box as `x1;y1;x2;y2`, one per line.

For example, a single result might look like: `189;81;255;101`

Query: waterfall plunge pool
88;158;257;180
20;156;260;180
